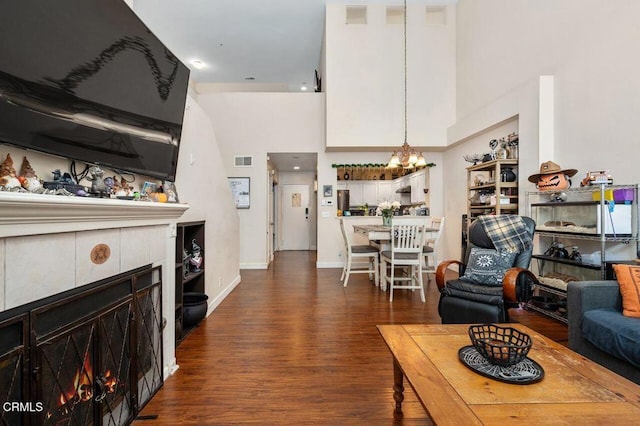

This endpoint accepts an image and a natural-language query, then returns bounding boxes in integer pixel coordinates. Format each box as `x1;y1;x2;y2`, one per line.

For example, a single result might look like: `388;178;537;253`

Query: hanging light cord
403;0;408;146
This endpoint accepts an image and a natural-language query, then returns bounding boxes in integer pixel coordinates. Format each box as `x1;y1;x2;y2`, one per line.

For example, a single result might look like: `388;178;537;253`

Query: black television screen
0;0;190;181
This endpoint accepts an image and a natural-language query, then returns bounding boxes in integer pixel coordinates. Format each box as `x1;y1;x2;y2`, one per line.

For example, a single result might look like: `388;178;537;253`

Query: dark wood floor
136;251;567;425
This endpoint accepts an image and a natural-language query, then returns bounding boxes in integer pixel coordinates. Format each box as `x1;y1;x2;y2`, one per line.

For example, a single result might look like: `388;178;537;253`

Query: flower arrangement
376;201;401;218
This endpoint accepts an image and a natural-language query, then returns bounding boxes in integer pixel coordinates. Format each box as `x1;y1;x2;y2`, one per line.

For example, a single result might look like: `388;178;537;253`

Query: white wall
325;3;456;150
176;94;241;308
438;0;640;264
197;93;326;268
456;0;640;183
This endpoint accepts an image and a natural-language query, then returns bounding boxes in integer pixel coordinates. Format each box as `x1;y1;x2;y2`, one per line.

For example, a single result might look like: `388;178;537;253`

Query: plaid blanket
477;215;532;253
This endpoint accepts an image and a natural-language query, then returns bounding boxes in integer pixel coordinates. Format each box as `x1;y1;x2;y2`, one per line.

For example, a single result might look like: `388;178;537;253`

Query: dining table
352;221;438;290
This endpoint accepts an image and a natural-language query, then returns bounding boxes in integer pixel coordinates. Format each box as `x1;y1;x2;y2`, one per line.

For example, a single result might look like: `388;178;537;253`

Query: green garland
331;163;436;168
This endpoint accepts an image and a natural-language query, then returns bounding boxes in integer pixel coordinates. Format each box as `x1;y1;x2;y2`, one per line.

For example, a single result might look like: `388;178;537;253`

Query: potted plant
376;201;401;226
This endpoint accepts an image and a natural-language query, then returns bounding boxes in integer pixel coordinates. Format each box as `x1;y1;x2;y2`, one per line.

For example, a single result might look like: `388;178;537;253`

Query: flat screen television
0;0;190;182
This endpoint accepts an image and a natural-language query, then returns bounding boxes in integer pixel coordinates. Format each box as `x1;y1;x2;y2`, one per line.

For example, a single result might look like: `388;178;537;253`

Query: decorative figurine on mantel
0;153;22;189
86;166;109;197
189;239;203;272
117;177;133;197
19;156;42;192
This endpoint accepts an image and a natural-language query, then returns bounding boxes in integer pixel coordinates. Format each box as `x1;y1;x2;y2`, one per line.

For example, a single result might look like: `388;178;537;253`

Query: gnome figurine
19;156;42;192
0;153;22;189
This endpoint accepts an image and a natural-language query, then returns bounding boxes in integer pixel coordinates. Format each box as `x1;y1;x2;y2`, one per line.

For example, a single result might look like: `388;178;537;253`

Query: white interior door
267;171;275;266
281;184;310;250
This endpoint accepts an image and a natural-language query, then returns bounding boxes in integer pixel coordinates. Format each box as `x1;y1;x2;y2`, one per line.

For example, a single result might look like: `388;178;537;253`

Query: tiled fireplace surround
0;191;189;378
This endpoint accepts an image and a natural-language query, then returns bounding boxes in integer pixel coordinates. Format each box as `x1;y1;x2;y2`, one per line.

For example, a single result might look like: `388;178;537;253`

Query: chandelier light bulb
386;0;428;173
409;150;418;165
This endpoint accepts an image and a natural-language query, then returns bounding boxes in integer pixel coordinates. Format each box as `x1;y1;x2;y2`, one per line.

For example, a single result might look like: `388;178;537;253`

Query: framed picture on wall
323;185;333;197
228;177;250;209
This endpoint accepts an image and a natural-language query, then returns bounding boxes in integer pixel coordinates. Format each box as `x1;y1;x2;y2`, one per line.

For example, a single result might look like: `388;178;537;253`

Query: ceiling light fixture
387;0;427;170
293;166;301;170
190;59;206;70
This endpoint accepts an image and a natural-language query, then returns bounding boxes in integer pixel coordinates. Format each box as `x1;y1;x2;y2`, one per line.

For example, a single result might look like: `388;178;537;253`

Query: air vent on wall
234;156;253;167
346;5;367;24
386;6;404;25
426;6;447;25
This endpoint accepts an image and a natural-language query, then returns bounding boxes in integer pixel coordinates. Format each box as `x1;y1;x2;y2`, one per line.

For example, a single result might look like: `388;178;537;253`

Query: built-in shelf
466;158;519;222
183;270;205;285
175;221;206;347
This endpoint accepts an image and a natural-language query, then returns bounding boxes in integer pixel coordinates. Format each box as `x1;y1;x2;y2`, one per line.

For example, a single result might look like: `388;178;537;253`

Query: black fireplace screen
0;265;162;426
0;314;28;426
135;284;163;408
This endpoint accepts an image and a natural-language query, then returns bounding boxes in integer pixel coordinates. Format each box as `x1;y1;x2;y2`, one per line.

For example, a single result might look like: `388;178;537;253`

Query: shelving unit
175;220;206;347
525;184;639;323
467;159;519;222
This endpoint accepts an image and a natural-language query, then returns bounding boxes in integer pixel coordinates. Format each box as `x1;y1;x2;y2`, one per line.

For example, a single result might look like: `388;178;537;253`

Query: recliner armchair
435;216;537;324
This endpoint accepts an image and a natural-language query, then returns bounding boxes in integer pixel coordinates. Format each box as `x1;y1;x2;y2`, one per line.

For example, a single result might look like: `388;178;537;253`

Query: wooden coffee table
377;324;640;424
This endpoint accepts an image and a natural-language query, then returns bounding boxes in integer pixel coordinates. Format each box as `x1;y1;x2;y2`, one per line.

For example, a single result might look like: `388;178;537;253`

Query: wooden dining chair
422;217;445;282
339;218;379;287
380;217;428;302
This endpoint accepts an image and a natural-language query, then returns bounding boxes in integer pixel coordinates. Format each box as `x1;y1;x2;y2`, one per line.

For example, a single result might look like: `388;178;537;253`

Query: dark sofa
567;280;640;384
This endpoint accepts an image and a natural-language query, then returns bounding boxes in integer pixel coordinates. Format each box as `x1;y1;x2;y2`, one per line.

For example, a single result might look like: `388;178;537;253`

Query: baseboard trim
164;358;179;379
316;261;343;268
240;262;269;269
207;275;241;314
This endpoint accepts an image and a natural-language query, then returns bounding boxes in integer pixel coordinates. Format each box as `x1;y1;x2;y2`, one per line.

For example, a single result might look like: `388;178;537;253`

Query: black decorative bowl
468;324;532;367
183;292;209;326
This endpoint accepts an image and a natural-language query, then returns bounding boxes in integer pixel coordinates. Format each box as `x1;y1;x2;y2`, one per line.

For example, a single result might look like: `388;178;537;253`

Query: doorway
281;184;311;250
267;170;276;266
267;153;317;254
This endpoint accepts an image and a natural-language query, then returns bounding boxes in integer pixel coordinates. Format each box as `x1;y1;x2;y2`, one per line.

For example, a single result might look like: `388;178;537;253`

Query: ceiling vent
234;155;253;167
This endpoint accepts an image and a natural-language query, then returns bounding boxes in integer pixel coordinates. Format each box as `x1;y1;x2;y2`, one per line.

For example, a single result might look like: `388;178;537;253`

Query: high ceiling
132;1;412;172
133;0;408;91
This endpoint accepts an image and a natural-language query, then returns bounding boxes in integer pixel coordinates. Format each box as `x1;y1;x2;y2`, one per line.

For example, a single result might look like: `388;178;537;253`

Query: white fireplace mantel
0;191;189;237
0;190;189;379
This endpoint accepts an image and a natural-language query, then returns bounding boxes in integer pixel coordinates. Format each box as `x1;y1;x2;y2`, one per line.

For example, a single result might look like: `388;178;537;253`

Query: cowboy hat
528;161;578;183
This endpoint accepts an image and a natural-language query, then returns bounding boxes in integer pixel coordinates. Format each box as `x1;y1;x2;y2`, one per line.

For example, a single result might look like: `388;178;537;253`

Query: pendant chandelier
387;0;427;170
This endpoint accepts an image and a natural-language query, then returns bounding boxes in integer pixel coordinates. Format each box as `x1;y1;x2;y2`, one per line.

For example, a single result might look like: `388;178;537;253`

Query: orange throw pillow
612;264;640;318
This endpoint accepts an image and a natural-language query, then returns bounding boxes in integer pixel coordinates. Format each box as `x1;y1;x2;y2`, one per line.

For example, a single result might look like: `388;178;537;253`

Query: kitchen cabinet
362;182;378;205
393;178;404;199
337;168;430;207
377;181;396;204
410;169;428;204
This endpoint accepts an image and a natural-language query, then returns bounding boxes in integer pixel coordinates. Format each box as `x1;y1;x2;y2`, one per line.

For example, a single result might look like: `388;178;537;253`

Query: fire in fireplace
0;265;163;426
